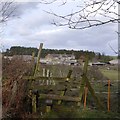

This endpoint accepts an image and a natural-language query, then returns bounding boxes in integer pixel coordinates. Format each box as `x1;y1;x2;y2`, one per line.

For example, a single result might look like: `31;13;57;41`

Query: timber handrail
23;76;73;81
39;93;80;102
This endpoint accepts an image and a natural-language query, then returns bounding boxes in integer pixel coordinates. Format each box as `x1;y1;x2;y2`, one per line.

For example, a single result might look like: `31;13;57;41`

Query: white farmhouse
45;54;77;65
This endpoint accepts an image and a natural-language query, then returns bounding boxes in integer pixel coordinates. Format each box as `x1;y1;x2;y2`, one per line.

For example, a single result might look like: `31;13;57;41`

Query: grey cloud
14;2;38;16
2;2;118;56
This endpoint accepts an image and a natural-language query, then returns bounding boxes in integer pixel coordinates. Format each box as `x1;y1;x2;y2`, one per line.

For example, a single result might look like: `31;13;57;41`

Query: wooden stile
24;46;106;114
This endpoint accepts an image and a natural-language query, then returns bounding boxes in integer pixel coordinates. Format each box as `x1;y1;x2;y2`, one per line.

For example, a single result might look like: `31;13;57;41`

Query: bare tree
0;0;17;24
39;0;119;29
0;1;18;52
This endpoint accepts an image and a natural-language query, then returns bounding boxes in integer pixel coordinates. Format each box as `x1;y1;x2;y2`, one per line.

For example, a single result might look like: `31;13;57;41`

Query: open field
43;107;120;118
99;68;118;81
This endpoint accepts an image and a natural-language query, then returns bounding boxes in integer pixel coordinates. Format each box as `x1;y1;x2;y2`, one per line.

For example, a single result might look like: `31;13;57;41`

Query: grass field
99;68;118;81
43;106;120;118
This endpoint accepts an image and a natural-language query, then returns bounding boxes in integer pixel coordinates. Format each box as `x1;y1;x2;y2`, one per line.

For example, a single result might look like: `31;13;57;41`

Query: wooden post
77;54;89;106
52;80;55;85
66;70;72;81
47;69;50;77
32;52;35;62
46;69;50;85
46;99;53;113
32;52;35;76
108;80;110;112
84;86;88;109
34;43;43;76
46;69;52;112
58;91;65;104
46;106;51;113
43;68;46;77
32;94;37;113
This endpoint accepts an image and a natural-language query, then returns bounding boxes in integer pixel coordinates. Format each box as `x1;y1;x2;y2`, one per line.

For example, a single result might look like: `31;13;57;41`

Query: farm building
92;62;106;66
45;54;75;61
45;54;77;65
40;58;48;64
12;55;33;62
78;55;85;65
45;54;60;62
109;59;119;65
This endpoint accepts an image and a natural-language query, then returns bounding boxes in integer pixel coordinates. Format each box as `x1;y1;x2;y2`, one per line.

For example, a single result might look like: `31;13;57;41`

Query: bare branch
39;0;57;4
108;43;118;54
40;0;119;29
0;1;17;24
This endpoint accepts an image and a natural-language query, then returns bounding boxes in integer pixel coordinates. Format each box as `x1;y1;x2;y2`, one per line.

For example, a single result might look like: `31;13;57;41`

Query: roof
92;62;106;65
47;54;60;57
46;54;75;58
12;55;32;61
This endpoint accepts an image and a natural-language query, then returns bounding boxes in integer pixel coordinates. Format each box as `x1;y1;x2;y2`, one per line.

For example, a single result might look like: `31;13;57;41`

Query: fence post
43;68;46;77
32;52;35;75
108;80;110;112
57;91;65;105
46;69;52;112
66;70;72;81
46;69;50;85
34;43;43;76
84;86;88;109
32;94;37;113
77;55;89;106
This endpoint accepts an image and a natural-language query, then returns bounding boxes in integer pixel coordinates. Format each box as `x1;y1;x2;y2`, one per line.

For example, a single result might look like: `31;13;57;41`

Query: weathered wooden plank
31;52;35;76
66;70;72;80
23;76;73;81
34;43;43;76
83;87;88;109
29;85;80;92
39;94;80;102
77;55;89;106
32;94;37;113
58;91;65;104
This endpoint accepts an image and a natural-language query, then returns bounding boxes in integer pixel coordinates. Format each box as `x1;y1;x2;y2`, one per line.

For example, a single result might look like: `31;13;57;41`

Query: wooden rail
23;76;73;81
39;93;80;102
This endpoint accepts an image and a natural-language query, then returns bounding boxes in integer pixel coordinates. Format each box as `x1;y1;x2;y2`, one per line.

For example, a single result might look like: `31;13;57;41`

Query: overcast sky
0;1;118;56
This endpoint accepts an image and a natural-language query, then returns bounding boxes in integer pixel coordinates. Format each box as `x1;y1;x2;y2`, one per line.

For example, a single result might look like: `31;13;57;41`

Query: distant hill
3;46;112;62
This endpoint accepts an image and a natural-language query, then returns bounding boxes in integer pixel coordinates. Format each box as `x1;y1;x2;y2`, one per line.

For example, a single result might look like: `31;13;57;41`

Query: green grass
99;69;118;80
110;56;118;60
43;106;120;118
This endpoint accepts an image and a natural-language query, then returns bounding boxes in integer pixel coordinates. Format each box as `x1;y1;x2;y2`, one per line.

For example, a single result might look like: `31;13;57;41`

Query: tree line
3;46;112;62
